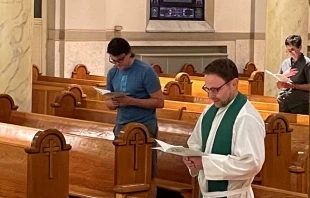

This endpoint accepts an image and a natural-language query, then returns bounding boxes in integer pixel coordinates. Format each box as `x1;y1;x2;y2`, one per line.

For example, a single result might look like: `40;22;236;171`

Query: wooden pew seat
252;184;307;197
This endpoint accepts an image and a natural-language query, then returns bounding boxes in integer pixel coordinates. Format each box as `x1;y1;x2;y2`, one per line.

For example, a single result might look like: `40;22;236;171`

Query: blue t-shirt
107;59;161;125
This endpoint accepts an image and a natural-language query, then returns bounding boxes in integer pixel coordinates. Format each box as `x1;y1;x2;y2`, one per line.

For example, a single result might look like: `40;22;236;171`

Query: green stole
201;92;247;197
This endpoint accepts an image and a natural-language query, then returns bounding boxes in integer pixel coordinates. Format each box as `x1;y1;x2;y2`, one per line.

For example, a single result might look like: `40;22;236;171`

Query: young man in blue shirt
106;37;164;198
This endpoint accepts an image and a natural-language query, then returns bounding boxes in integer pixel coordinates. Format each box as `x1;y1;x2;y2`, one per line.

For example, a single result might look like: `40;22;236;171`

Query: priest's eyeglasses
202;81;230;94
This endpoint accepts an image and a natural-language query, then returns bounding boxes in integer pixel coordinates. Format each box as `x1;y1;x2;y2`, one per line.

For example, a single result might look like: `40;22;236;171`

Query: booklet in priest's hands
265;70;292;83
93;87;128;98
153;139;206;157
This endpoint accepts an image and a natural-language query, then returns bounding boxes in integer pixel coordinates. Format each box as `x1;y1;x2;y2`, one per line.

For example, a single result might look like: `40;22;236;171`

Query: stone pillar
264;0;309;97
0;0;33;112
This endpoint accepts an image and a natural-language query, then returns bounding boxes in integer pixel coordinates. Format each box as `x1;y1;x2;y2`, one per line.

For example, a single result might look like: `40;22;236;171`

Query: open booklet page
153;139;206;157
265;70;292;83
93;87;128;97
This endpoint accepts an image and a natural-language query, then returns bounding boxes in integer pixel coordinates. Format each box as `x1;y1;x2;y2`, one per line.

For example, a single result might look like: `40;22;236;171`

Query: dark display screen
150;0;204;20
163;0;192;3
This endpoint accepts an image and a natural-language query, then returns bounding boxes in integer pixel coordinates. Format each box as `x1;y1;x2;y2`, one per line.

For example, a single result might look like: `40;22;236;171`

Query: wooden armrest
289;165;305;173
70;184;113;198
113;184;150;193
155;178;192;193
96;83;106;87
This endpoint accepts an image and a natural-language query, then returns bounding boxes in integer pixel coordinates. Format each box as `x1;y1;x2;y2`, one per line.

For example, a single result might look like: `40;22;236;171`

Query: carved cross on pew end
43;139;60;179
273;122;285;156
129;133;144;170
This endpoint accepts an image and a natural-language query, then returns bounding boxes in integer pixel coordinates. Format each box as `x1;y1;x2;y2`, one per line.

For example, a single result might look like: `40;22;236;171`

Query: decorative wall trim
48;30;266;41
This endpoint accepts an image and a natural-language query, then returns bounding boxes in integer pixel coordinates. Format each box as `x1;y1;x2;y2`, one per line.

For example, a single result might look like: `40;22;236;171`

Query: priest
183;58;265;198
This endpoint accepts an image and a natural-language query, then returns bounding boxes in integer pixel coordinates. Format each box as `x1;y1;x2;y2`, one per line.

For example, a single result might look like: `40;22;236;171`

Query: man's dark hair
107;37;131;56
285;35;302;48
203;58;239;82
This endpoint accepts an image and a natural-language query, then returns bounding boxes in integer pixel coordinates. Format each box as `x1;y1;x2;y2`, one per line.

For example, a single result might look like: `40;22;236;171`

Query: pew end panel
163;81;185;101
71;64;107;82
0;123;71;198
248;71;264;95
0;93;19;122
25;128;72;197
32;64;42;81
239;62;257;78
181;63;204;77
71;64;90;79
52;91;81;119
175;72;193;95
113;123;155;197
67;84;87;103
262;114;293;191
152;63;164;76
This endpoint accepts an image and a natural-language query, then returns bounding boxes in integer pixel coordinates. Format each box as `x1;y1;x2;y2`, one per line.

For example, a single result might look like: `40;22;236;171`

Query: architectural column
264;0;309;97
0;0;33;111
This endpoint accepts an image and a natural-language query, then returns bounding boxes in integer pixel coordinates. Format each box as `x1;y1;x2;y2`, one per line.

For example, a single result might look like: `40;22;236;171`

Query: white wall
105;0;147;31
214;0;252;32
254;0;266;33
65;0;106;30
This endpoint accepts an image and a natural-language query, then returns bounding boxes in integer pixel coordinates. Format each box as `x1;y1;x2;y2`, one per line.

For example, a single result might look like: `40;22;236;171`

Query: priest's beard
213;91;237;108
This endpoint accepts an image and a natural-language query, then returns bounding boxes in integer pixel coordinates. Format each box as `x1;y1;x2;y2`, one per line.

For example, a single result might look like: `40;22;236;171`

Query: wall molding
48;29;267;41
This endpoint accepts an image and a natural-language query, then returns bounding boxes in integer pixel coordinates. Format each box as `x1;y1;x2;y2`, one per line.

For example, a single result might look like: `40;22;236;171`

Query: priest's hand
183;156;203;169
183;157;195;169
188;156;203;169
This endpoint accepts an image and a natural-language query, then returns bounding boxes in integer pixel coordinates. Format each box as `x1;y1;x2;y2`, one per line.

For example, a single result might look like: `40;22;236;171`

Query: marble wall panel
0;0;33;112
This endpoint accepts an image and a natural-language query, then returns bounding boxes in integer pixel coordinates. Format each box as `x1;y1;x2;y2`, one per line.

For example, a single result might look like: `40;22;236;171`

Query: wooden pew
51;90;195;135
30;71;308;193
64;87;186;120
32;64;107;114
152;62;264;95
159;71;264;96
34;65;266;116
49;90;295;191
2;92;300;195
3;93;197;197
163;81;283;111
33;64;106;86
32;80;108;114
181;62;258;78
152;62;257;79
164;80;276;104
50;88;309;166
69;63;264;96
0;94;154;198
0;123;71;198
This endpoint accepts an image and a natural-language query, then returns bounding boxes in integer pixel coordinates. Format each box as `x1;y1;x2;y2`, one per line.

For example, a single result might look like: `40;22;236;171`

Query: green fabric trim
201;92;247;196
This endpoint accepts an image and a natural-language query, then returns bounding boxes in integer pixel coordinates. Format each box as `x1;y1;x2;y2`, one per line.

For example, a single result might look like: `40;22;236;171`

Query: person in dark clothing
277;35;310;115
